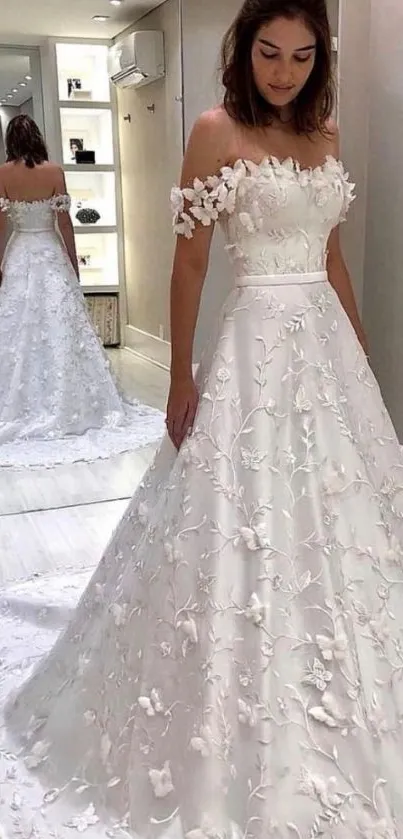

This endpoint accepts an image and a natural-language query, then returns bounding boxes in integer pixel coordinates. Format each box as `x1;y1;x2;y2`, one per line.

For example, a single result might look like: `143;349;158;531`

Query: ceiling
0;54;33;107
0;0;164;42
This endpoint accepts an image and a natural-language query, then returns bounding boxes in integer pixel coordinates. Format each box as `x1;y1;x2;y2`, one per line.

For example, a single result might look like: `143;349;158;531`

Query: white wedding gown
3;156;403;838
0;194;163;468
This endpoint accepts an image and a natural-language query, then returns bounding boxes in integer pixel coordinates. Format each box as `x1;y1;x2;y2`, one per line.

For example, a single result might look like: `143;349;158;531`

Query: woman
0;115;163;468
3;2;403;836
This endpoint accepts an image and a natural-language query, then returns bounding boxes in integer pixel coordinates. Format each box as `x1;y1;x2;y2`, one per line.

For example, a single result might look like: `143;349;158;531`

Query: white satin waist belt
235;271;327;287
15;228;54;234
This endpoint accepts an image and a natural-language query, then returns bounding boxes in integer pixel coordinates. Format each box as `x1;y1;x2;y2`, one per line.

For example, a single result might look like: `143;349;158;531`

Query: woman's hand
166;377;199;450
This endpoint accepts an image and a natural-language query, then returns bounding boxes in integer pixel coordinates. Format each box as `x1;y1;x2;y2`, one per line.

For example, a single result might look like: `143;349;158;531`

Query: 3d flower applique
138;688;164;717
163;541;183;564
177;614;198;645
190;725;212;757
24;739;50;770
50;194;71;213
385;534;403;566
322;465;347;496
186;819;224;839
171;164;241;239
137;501;149;526
109;601;127;627
148;761;174;798
316;631;348;661
237;698;258;727
298;766;344;810
239;524;271;551
243;592;265;626
308;691;348;730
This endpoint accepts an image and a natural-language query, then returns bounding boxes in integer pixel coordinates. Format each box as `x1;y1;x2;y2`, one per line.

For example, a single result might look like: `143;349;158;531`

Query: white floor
0;349;169;585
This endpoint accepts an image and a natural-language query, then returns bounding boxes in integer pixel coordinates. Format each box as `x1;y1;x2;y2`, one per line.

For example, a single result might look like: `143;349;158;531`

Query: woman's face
251;16;316;109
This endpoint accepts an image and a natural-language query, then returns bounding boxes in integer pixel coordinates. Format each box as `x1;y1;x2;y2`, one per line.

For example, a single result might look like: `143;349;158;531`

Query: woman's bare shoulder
41;161;63;173
192;106;234;143
324;117;340;156
184;106;238;176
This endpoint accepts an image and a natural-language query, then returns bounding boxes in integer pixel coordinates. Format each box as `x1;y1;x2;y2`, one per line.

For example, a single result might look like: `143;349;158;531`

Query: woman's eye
260;52;277;60
294;54;313;63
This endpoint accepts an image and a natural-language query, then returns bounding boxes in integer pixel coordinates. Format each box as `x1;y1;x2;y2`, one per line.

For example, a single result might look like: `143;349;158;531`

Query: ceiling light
7;94;13;98
12;88;18;93
110;0;123;5
25;75;32;81
92;14;110;21
19;82;27;87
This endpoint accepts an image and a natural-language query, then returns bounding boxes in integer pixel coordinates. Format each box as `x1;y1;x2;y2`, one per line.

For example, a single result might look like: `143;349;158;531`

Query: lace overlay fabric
3;160;403;839
0;195;164;467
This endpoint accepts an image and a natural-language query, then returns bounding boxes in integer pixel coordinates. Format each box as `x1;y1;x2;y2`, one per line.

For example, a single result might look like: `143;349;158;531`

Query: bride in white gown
0;115;163;468
3;2;403;837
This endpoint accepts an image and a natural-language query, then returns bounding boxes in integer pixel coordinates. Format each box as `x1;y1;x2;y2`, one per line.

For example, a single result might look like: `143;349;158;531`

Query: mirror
0;40;171;524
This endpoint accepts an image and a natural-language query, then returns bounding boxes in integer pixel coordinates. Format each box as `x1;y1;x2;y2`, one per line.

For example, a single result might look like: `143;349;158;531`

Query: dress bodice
0;194;71;233
171;155;354;277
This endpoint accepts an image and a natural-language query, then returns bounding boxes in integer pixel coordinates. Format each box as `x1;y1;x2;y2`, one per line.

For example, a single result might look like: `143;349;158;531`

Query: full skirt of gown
0;223;164;468
3;274;403;839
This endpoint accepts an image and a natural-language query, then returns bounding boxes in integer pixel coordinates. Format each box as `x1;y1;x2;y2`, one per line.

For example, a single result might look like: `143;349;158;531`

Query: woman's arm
0;211;8;283
53;166;79;278
325;122;368;355
327;227;368;355
0;171;9;282
167;109;230;448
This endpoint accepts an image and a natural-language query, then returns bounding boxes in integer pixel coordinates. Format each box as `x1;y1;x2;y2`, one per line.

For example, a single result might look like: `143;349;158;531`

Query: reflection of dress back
0;191;163;468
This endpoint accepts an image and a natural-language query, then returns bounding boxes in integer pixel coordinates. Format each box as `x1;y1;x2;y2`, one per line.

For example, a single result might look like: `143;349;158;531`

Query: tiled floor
0;349;169;584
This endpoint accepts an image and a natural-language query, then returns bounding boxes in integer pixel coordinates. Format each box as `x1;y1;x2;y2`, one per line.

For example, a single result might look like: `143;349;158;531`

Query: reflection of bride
0;115;163;468
4;0;403;836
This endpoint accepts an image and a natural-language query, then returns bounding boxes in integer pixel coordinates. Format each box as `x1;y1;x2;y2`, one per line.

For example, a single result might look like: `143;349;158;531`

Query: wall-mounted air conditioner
108;30;165;89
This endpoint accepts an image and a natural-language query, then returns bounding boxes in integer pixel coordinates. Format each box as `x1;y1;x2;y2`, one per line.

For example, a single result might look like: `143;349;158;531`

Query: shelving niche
54;41;122;345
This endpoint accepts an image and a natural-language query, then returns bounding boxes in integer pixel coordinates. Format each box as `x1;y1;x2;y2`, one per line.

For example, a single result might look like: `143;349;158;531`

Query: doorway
0;45;44;162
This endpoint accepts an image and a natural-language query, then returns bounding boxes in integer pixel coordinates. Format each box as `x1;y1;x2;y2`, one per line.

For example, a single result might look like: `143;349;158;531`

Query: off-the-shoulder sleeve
50;194;71;213
339;166;355;223
170;161;245;239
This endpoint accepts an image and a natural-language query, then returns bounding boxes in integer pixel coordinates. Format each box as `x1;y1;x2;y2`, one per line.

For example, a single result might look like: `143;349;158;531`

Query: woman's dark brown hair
6;114;49;168
221;0;334;134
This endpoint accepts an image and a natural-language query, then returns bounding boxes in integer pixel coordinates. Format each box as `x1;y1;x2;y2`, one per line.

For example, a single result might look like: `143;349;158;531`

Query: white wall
39;41;61;160
0;105;18;139
116;0;183;363
20;96;34;118
0;106;17;164
363;0;403;437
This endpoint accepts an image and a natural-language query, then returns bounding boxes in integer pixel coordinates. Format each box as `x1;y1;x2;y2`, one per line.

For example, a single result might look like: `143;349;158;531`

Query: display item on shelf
75;207;101;225
67;77;82;96
76;150;96;164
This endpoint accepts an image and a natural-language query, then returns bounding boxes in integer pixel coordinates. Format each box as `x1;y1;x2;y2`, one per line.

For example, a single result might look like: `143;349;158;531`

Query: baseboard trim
124;324;171;371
